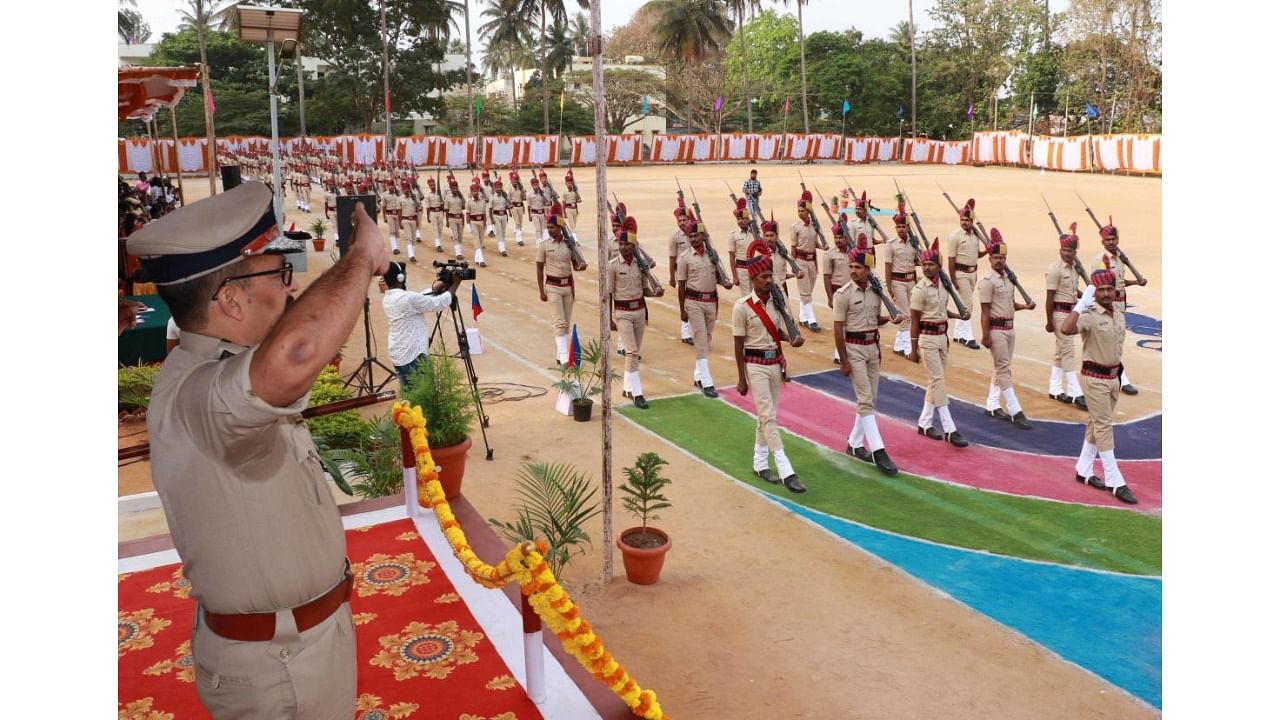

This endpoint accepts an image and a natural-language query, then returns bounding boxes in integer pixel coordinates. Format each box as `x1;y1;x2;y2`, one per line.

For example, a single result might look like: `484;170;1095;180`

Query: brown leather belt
845;330;879;345
468;214;485;221
614;298;645;312
511;201;524;207
1053;302;1075;313
955;263;976;273
795;250;817;261
447;213;463;219
545;275;572;287
989;318;1013;330
203;567;352;642
1082;361;1121;380
919;321;947;335
685;289;718;303
891;271;918;282
564;203;578;209
428;205;444;212
492;210;507;216
530;209;545;215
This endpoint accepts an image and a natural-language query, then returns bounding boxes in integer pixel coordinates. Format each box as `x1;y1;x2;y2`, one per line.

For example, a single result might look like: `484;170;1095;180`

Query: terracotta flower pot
571;399;593;422
617;526;671;585
422;435;472;502
312;238;326;252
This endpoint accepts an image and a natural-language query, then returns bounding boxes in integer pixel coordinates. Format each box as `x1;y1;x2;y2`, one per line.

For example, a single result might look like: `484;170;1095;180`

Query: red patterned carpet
119;518;544;720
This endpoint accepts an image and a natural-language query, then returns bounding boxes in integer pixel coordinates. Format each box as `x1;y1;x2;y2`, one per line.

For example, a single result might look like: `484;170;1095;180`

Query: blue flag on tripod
642;95;650;115
897;104;905;120
1085;101;1099;120
842;99;851;116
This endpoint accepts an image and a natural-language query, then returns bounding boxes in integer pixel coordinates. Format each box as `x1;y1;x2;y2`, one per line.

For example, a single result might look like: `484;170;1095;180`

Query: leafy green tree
565;69;667;133
641;0;732;132
772;0;813;132
722;9;798;128
480;0;533;107
520;0;590;134
118;8;151;44
724;0;764;131
546;14;575;79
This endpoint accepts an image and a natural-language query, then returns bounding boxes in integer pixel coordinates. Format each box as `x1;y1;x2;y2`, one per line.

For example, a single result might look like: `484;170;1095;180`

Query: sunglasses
211;262;294;301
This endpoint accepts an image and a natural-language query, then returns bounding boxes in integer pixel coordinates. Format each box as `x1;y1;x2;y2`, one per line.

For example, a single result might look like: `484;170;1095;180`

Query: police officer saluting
128;182;389;719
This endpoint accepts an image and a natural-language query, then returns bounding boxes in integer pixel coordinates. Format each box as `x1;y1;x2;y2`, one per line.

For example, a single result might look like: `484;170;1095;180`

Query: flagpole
779;97;790;161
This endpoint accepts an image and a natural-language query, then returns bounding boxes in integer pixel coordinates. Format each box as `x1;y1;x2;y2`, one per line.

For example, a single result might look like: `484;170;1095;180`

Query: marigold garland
391;401;670;720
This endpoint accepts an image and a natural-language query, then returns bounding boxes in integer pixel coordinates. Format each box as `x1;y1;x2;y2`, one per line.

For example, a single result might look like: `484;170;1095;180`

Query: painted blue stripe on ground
794;369;1163;459
767;494;1162;709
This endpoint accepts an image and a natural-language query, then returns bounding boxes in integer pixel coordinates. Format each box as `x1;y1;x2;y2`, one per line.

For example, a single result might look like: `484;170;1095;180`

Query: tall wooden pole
170;106;185;201
148;118;163;177
201;63;218;195
588;0;613;583
297;44;307;138
381;0;393;161
909;0;917;137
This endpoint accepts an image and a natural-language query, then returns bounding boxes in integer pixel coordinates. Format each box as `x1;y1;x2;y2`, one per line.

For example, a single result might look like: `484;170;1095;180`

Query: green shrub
489;462;602;578
318;411;404;499
119;363;162;412
399;337;476;448
306;366;364;449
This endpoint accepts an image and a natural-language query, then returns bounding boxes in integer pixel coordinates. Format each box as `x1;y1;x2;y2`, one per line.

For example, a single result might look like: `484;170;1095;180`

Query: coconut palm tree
420;1;465;118
119;0;140;43
724;0;763;132
773;0;810;133
546;15;575;79
480;0;531;106
520;0;589;134
641;0;732;134
568;11;590;58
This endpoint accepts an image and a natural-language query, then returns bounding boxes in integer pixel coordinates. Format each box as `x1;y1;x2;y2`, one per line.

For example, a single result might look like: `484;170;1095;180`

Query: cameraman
382;261;464;388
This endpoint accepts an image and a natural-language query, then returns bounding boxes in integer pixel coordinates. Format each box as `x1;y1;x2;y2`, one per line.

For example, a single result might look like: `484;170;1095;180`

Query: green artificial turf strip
621;395;1161;576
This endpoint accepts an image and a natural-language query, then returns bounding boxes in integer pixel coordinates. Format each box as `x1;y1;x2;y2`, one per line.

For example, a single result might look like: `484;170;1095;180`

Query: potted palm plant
309;218;328;252
616;452;673;585
400;337;477;500
551;338;617;422
489;461;602;579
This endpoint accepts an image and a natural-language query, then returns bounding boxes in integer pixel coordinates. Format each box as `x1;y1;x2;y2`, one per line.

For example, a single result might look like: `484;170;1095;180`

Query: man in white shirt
381;262;464;388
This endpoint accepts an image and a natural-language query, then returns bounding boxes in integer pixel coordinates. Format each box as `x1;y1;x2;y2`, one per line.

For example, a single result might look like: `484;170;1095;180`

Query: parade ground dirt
120;161;1161;718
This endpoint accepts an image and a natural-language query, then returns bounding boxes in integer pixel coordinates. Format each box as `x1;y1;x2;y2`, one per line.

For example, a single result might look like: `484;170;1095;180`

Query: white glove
1073;284;1096;314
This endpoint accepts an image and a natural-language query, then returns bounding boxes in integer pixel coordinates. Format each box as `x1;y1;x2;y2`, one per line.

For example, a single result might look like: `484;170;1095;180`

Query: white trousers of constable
193;602;356;720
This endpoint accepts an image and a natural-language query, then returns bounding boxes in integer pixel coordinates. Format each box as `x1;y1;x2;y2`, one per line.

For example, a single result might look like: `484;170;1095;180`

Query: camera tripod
343;298;396;395
428;292;494;461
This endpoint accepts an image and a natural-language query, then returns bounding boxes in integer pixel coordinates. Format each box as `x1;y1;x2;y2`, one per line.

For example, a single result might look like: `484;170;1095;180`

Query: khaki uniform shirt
978;269;1016;319
847;217;877;246
1046;259;1079;305
562;189;580;208
381;190;399;214
466;196;488;220
910;277;950;322
148;333;346;614
668;228;690;259
834;282;882;332
399;195;417;217
770;243;790;279
727;229;752;261
823;246;852;288
790;221;819;258
1078;305;1126;366
537;238;575;277
609;256;645;301
424;190;444;211
509;187;525;206
677;249;718;293
445;193;466;215
489;193;510;217
1094;249;1128;292
733;292;785;349
527;190;548;213
887;237;918;274
947;229;983;268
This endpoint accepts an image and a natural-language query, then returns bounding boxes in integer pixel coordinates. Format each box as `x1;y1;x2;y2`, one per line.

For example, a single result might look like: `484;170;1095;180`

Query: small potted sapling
309;218;327;252
616;452;673;585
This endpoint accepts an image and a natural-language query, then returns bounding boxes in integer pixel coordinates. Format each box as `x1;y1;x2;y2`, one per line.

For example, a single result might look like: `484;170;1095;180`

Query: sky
130;0;1069;51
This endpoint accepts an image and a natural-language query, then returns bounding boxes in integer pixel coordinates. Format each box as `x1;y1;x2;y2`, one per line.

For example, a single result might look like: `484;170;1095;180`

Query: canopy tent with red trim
118;66;201;122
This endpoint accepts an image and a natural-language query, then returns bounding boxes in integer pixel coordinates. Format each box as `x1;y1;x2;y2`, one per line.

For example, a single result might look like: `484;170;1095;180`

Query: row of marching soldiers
581;183;1146;506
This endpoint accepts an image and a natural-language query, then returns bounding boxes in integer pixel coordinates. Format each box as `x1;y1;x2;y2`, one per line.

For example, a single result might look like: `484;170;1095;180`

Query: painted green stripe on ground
621;396;1161;576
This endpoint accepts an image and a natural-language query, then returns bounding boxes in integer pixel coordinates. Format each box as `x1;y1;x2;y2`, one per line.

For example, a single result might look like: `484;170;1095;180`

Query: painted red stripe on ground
719;383;1163;511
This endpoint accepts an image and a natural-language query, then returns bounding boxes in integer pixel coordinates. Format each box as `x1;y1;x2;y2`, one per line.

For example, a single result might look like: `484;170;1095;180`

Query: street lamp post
237;5;305;230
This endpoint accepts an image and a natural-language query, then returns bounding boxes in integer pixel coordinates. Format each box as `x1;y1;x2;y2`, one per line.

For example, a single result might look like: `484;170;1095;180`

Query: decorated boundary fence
117;131;1160;175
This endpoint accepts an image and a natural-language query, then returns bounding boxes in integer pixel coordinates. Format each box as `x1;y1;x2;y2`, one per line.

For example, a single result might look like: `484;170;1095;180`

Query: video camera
433;259;476;284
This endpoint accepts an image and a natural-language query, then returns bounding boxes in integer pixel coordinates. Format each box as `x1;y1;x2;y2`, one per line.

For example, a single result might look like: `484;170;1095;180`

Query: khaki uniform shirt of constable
910;277;950;325
610;254;645;302
947;228;982;269
466;195;488;220
677;248;718;294
789;221;819;259
399;194;417;218
978;269;1016;320
668;228;690;261
1094;249;1129;299
728;228;753;292
537;235;575;277
1079;304;1126;368
834;281;882;333
823;245;852;290
1046;259;1079;306
381;190;399;217
848;217;876;245
733;293;785;350
148;334;347;613
887;237;918;276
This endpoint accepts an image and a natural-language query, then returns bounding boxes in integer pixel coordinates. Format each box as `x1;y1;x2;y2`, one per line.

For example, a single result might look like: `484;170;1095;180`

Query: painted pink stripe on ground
720;383;1163;511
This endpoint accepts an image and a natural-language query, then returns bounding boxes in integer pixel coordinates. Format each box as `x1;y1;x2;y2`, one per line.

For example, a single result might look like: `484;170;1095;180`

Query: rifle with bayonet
840;177;891;244
894;180;968;317
540;168;559;204
725;182;802;275
770;281;803;343
1041;195;1090;287
551;203;588;271
607;195;663;296
1075;191;1146;285
797;172;829;249
683;182;733;288
937;184;992;250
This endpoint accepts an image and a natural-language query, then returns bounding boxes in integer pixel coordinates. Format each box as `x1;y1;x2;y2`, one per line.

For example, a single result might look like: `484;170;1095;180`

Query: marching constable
978;229;1034;429
527;177;549;241
834;236;901;475
562;170;580;230
609;217;663;409
323;179;337;219
726;198;755;296
947;199;987;349
909;238;970;447
668;206;694;344
885;203;920;356
1094;219;1145;395
733;254;806;493
396;180;419;264
445;177;466;259
847;191;887;246
678;221;733;398
790;194;822;331
537;205;582;366
466;181;489;267
423;177;446;252
381;181;403;257
508;170;527;245
823;224;853;363
1045;223;1087;408
490;178;512;256
1060;268;1138;504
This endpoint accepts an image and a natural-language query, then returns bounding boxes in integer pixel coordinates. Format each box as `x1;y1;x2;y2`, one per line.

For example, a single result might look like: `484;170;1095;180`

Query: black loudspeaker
336;194;379;257
219;165;241;191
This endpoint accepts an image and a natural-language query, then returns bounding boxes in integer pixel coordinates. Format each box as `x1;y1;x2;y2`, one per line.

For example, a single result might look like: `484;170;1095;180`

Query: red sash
746;296;787;371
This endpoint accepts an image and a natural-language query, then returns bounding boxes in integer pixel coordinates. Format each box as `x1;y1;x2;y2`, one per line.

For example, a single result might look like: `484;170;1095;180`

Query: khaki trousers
684;297;717;360
890;279;914;324
1051;310;1077;370
386;216;400;238
616;308;645;372
1083;374;1120;452
547;283;573;335
845;342;880;416
735;268;751;297
532;213;546;238
193;604;356;720
746;362;784;452
989;328;1015;390
512;207;524;230
797;258;817;303
919;333;950;407
955;270;976;307
428;211;445;239
566;208;578;230
448;218;464;246
469;221;487;249
494;216;508;243
400;217;417;242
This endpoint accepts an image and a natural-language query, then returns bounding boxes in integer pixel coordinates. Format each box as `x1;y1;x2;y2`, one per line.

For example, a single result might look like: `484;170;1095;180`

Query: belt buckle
762;350;777;360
